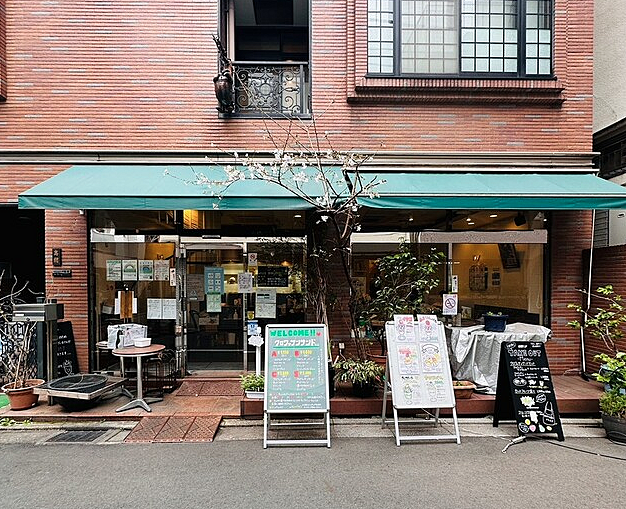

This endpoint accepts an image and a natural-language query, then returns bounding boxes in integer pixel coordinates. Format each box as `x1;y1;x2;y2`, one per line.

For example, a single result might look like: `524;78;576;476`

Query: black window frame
367;0;554;79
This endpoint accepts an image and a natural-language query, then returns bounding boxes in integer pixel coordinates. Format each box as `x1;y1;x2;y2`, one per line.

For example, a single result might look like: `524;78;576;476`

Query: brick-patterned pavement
125;415;222;443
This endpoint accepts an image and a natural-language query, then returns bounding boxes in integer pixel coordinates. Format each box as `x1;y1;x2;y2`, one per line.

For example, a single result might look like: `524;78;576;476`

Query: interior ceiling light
514;212;527;226
294;214;302;218
466;217;472;222
408;215;414;222
489;214;498;218
467;221;475;225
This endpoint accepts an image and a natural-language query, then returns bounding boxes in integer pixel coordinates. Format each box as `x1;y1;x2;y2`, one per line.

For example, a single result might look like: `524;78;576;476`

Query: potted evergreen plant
359;240;445;360
333;357;385;398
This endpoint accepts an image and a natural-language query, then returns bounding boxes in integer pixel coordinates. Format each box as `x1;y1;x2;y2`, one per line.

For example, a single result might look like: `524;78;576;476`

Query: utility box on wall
609;209;626;246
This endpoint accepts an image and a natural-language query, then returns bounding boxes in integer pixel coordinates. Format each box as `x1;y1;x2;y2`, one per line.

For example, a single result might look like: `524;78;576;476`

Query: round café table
112;343;165;413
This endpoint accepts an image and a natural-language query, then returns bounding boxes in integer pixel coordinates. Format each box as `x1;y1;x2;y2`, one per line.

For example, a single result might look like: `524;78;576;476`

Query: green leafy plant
240;373;265;392
364;241;445;325
599;390;626;420
333;358;384;386
593;351;626;392
567;285;626;354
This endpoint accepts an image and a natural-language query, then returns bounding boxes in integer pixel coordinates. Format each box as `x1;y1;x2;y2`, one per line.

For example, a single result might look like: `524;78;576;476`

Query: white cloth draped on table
447;323;552;394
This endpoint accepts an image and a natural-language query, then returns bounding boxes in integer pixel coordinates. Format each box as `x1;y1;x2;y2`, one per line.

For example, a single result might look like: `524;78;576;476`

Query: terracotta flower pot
1;379;45;410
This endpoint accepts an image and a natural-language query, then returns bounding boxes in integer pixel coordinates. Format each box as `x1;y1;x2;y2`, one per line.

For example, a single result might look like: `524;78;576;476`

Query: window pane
476;58;489;71
491;44;503;57
461;58;475;71
538;58;550;74
504;58;517;72
380;57;394;72
490;59;503;72
504;43;517;57
476;43;489;57
538;43;551;57
526;59;538;74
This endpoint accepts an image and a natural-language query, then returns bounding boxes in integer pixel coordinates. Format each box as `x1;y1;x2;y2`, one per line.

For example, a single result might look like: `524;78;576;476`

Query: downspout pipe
580;209;596;381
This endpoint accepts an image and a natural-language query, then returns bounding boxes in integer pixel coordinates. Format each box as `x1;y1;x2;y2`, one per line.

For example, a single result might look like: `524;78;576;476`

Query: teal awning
18;165;323;210
357;172;626;210
18;165;626;211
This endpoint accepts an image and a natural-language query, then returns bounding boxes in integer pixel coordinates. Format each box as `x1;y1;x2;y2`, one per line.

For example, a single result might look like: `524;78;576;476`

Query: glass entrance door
181;237;307;373
184;243;246;371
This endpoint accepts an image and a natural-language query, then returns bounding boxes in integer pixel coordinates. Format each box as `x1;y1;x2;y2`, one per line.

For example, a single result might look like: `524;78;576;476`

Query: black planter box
483;314;508;332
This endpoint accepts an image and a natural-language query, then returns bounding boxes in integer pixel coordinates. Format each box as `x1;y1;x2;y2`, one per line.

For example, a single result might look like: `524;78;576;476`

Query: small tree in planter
568;285;626;442
360;241;445;357
0;274;45;410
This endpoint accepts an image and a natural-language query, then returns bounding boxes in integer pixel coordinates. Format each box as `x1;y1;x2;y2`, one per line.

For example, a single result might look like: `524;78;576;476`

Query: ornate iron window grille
230;61;310;118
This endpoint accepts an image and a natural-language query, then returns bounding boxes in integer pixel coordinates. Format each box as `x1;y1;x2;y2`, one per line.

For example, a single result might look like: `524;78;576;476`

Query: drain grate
46;430;108;443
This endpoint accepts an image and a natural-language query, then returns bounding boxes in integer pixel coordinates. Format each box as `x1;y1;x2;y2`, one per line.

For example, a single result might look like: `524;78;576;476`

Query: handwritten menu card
493;341;564;441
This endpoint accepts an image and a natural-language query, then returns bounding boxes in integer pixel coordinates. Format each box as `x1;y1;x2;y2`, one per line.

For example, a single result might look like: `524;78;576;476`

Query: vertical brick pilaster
45;210;89;373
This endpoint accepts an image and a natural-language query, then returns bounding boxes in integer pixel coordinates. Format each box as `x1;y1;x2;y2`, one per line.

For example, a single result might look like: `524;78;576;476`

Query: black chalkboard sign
56;321;79;378
493;341;564;441
257;266;289;287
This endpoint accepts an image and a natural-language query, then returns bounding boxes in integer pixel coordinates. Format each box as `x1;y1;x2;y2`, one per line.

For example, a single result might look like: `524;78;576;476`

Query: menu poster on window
147;298;162;319
206;293;222;313
147;298;177;320
154;260;170;281
138;260;154;281
204;267;224;294
106;260;122;281
264;324;329;412
122;260;138;281
256;289;277;319
238;272;253;293
186;273;205;301
162;299;177;320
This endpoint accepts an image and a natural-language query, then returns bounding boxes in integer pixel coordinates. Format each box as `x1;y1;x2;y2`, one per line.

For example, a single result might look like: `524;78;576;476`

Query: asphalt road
1;424;625;509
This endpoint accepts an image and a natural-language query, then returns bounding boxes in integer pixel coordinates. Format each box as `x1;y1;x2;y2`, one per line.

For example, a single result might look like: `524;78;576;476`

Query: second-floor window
367;0;552;77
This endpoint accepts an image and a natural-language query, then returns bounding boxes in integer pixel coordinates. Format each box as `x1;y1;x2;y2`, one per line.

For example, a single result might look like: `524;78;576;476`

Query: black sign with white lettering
257;266;289;287
56;321;79;378
493;341;564;441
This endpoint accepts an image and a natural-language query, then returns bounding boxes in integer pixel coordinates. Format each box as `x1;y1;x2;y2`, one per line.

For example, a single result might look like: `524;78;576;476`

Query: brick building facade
0;1;619;378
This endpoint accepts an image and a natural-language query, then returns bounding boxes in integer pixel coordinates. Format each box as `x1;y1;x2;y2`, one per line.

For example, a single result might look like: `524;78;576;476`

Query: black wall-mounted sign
52;248;63;267
56;321;79;378
52;269;72;278
493;341;564;441
257;266;289;287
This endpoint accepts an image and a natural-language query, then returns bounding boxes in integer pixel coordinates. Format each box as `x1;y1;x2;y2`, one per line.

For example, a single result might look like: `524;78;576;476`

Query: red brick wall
549;210;594;374
0;0;6;99
582;245;626;374
0;1;597;373
0;0;594;152
45;209;89;372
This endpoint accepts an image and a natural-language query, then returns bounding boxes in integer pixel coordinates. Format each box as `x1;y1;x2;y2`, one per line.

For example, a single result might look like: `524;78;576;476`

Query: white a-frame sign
382;315;461;445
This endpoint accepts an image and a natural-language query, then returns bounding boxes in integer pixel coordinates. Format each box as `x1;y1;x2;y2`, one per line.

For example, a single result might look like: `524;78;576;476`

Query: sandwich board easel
382;316;460;446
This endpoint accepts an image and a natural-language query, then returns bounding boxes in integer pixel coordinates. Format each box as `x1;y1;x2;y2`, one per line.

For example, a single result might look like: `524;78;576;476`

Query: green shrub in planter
240;373;265;392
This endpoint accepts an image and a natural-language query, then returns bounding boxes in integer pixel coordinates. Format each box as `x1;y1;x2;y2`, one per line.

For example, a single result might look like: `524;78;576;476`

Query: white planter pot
245;390;264;399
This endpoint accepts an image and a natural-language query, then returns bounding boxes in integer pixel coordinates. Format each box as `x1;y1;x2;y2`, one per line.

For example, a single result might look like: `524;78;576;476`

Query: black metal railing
231;61;310;117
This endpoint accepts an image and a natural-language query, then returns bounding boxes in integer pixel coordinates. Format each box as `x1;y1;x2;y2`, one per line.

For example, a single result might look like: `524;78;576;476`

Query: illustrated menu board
56;321;79;378
493;341;564;441
386;315;455;409
264;324;329;412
